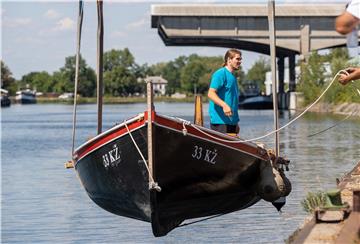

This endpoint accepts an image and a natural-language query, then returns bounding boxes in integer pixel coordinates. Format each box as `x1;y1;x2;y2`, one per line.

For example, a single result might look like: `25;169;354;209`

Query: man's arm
208;88;232;117
335;11;359;35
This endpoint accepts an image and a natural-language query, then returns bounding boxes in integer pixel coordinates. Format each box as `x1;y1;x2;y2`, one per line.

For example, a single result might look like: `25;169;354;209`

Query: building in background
144;76;168;96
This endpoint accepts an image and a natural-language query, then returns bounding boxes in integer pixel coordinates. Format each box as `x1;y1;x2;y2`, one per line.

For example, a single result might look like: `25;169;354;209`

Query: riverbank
287;161;360;244
12;96;202;104
306;102;360;117
10;96;360;117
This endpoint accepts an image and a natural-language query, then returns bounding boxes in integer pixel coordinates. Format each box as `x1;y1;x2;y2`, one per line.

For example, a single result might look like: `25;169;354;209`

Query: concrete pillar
277;57;286;109
289;54;296;92
300;24;310;61
278;57;285;94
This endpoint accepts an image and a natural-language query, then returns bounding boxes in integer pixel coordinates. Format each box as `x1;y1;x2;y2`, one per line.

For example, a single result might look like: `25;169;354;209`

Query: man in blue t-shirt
208;49;242;135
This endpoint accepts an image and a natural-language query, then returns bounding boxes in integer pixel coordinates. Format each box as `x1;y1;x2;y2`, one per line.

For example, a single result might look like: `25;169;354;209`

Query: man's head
223;49;242;72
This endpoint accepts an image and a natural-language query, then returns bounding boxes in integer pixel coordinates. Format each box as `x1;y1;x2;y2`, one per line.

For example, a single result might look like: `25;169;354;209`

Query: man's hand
339;73;351;85
208;88;233;117
222;103;232;117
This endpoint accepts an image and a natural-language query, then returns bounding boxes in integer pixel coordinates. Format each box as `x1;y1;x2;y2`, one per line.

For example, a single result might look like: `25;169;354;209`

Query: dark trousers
210;124;238;134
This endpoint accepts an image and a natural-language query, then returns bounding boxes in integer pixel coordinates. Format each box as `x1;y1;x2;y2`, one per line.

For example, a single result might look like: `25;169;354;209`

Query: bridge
151;3;359;94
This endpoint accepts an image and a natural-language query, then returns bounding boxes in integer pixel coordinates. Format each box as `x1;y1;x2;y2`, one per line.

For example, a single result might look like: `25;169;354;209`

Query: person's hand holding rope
338;67;360;85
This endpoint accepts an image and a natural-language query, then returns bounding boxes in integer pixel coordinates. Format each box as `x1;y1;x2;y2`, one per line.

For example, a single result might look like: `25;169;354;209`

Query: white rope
71;0;84;157
351;80;360;96
186;69;356;144
124;121;161;191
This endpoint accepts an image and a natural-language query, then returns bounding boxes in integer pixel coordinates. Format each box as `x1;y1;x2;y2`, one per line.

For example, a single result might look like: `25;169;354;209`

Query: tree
103;48;135;72
54;55;96;97
162;56;187;95
180;56;207;94
298;51;326;104
1;61;16;94
245;57;270;91
21;71;53;92
104;66;139;96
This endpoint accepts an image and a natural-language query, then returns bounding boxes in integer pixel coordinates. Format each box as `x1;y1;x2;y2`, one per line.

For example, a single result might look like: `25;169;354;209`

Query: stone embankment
287;161;360;244
305;102;360;117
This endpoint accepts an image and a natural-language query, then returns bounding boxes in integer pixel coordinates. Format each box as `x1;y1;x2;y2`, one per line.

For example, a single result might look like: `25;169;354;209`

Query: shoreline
9;97;360;117
305;102;360;117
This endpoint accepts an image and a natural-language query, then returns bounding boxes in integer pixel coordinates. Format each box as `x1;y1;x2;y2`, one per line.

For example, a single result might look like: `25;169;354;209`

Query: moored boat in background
1;89;11;107
239;82;273;110
15;89;37;104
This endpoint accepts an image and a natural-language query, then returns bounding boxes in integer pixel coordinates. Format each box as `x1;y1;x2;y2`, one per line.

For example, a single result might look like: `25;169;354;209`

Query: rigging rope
124;121;161;192
307;109;358;138
184;69;358;144
71;0;84;157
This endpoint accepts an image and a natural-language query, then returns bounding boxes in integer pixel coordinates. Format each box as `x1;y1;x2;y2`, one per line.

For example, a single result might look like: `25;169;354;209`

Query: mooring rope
307;109;358;138
184;69;358;144
124;121;161;191
71;0;84;157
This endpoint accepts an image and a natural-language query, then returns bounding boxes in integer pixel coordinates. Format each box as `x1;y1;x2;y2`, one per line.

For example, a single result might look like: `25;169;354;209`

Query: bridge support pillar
277;57;286;109
300;24;310;61
289;54;296;92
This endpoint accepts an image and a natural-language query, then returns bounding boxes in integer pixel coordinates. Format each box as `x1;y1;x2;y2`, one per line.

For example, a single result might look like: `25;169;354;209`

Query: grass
301;191;327;213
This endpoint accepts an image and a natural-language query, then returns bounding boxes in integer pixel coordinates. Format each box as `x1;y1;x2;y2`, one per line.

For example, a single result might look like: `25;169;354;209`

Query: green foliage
1;61;17;95
103;48;135;72
245;57;271;91
57;55;96;97
104;66;143;96
298;51;327;104
21;71;53;93
298;48;360;105
301;191;326;213
157;56;187;95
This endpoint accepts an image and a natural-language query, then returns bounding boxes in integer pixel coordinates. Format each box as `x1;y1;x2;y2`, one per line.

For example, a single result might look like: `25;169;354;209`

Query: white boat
15;89;37;104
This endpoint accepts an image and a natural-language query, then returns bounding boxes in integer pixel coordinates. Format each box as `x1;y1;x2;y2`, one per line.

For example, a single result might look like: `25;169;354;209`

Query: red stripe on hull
74;115;147;161
74;111;268;162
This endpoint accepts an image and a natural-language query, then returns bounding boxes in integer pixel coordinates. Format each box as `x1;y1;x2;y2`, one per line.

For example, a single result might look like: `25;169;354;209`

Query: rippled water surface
2;103;359;243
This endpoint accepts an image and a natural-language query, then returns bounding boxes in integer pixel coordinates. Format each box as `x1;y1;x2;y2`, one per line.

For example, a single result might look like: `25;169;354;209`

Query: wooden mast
268;0;280;157
96;0;104;135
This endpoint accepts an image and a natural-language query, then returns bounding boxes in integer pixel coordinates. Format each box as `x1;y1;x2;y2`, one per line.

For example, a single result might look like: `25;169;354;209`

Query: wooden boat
73;84;291;237
71;1;291;237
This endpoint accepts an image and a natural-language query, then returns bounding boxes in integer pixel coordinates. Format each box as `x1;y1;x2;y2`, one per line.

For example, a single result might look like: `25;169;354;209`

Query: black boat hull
74;113;278;236
1;97;11;107
238;96;273;110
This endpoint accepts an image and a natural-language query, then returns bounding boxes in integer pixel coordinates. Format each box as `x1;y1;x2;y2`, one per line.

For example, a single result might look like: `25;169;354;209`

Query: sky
1;0;348;80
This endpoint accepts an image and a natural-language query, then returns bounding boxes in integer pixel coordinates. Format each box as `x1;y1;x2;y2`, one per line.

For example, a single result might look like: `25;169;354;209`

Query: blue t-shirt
209;67;239;125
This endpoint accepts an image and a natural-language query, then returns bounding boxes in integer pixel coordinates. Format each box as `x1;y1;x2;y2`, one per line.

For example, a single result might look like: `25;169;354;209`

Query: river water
2;103;359;243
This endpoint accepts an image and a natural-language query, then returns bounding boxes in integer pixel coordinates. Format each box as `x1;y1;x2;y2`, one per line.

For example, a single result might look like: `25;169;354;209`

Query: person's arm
335;11;359;34
339;67;360;85
208;88;232;117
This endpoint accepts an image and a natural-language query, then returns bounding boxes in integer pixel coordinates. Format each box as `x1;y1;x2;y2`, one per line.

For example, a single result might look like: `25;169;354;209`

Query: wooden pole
194;95;203;126
147;81;154;185
268;0;280;156
96;0;104;135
